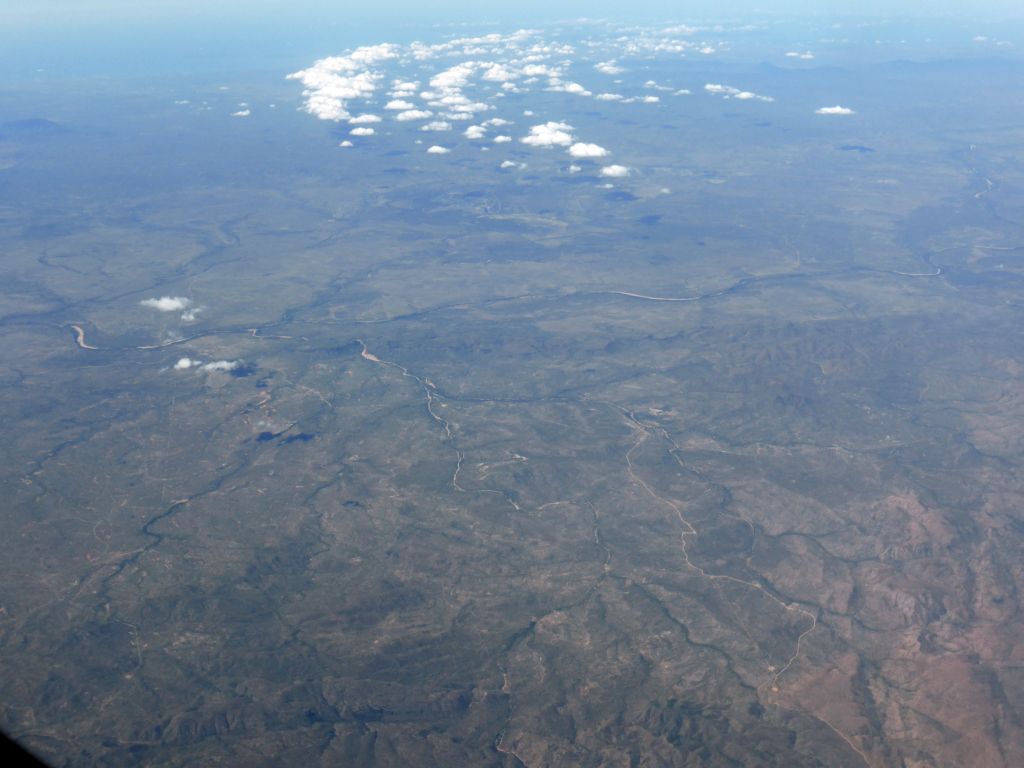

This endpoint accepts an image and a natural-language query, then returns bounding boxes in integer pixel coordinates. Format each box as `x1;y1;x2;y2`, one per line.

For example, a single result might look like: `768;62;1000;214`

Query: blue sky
6;0;1024;26
3;0;1020;80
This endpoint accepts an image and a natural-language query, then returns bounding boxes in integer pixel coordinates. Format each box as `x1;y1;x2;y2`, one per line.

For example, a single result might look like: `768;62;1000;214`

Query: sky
6;0;1024;26
2;0;1021;80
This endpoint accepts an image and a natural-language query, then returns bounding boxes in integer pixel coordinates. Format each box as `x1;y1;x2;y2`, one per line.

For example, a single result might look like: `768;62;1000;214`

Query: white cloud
421;121;453;131
521;121;574;147
704;83;773;102
595;60;624;75
339;140;354;147
181;308;201;322
385;99;416;110
521;63;560;77
396;109;433;121
431;62;478;91
464;125;487;139
172;356;239;372
483;117;511;127
549;81;592;96
141;296;191;312
641;95;660;103
445;100;491;115
200;360;240;372
350;127;375;136
482;63;516;81
344;43;401;67
523;110;534;116
286;44;398;122
662;24;698;35
600;165;630;177
786;51;815;59
500;160;525;169
493;135;512;143
568;142;609;158
231;109;251;117
349;113;382;124
595;93;624;101
427;145;451;154
815;105;855;115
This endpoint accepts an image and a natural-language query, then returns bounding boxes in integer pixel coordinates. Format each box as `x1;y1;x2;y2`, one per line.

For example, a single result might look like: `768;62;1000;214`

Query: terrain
2;18;1024;767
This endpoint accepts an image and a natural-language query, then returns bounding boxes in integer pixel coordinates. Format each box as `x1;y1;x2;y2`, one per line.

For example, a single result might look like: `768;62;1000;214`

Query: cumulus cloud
431;62;477;91
482;63;516;81
396;109;433;121
483;118;511;127
349;113;382;124
464;125;486;139
385;99;416;110
549;81;592;96
201;360;240;372
174;358;197;370
231;109;251;117
350;127;375;136
661;23;698;34
141;296;191;312
181;308;201;322
568;142;609;158
641;95;660;103
421;121;452;131
339;140;354;147
286;44;398;121
815;105;855;115
704;83;774;102
521;121;574;147
500;160;526;169
427;145;451;154
493;135;512;143
600;164;630;177
595;93;624;101
786;51;815;59
594;60;624;75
